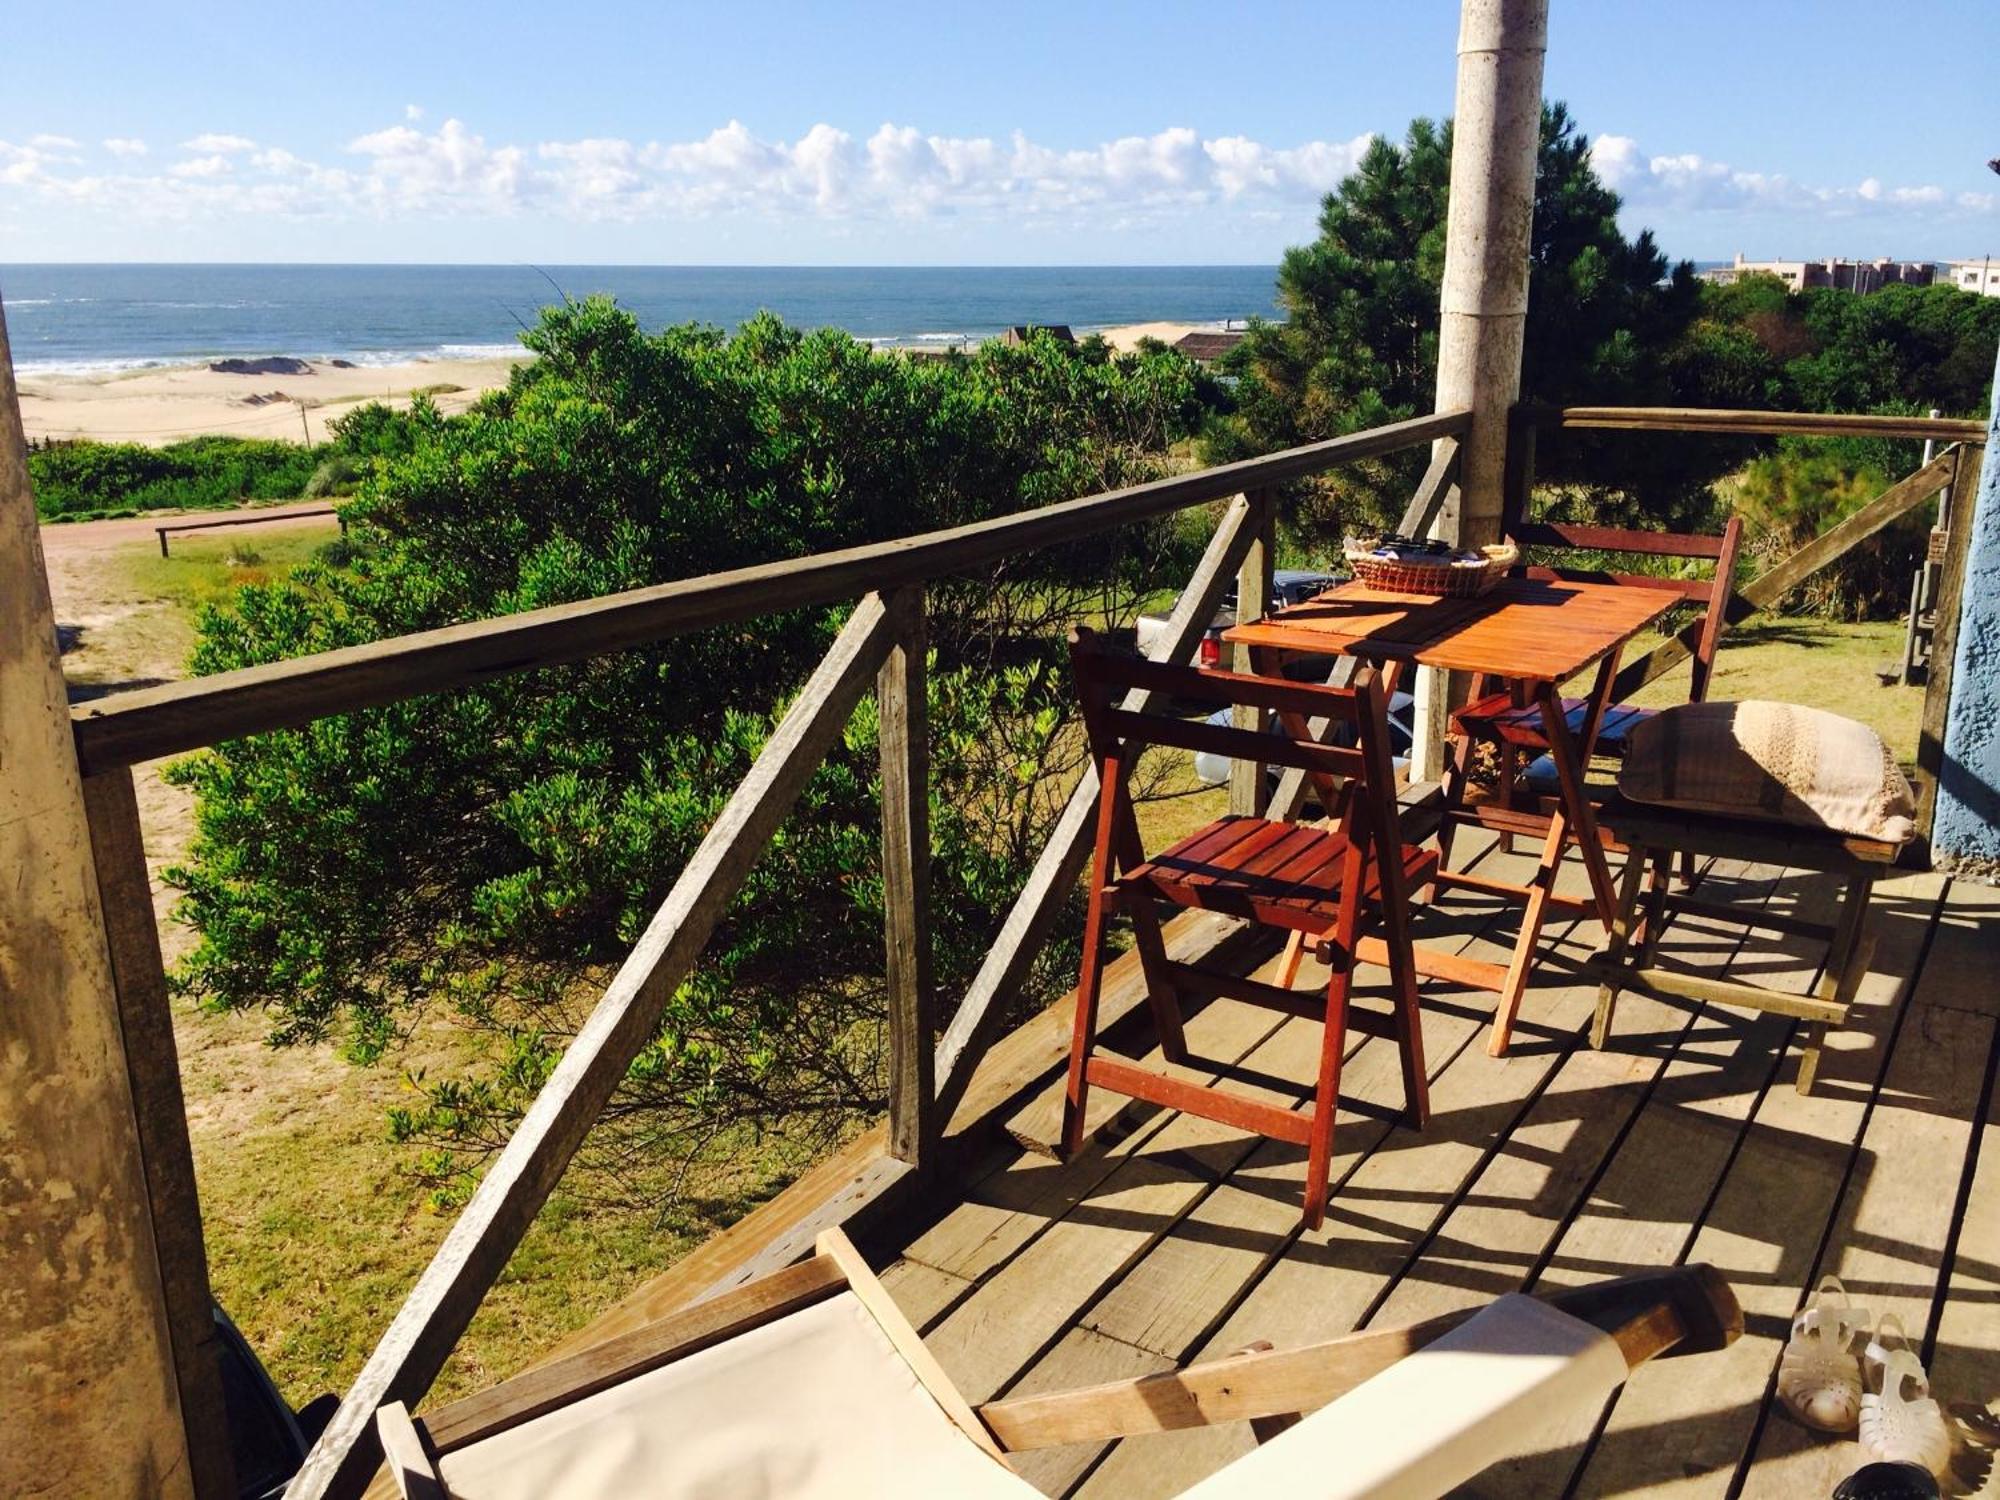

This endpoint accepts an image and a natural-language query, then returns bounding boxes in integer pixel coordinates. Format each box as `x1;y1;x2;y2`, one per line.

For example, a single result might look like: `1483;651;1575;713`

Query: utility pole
1411;0;1549;781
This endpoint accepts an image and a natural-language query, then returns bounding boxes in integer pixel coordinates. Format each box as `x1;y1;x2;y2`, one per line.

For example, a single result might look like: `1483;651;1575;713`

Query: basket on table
1342;535;1520;598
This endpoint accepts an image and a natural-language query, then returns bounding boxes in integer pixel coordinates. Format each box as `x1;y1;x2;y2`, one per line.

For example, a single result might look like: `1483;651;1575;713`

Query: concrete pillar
0;304;196;1494
1410;0;1548;782
1932;347;2000;879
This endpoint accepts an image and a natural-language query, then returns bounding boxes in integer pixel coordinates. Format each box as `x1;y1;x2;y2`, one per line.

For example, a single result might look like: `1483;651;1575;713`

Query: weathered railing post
0;302;215;1498
1921;437;1987;841
1229;487;1277;816
878;585;936;1166
80;767;238;1500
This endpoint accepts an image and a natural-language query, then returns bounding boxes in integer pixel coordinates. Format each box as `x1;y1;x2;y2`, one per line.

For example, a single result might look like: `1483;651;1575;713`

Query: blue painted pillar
1933;343;2000;878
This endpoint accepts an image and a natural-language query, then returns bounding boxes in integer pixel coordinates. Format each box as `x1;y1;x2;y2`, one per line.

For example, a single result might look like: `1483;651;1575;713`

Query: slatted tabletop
1222;577;1678;683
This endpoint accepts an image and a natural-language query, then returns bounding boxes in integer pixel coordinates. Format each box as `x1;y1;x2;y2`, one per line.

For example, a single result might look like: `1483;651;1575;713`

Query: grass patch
118;529;336;613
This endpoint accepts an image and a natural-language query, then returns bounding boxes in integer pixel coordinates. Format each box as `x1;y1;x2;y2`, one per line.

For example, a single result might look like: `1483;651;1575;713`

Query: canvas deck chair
375;1229;1742;1500
1061;627;1433;1229
1437;509;1744;875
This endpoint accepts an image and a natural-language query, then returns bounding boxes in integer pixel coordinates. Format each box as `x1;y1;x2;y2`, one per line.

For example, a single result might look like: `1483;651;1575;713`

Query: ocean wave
13;354;183;376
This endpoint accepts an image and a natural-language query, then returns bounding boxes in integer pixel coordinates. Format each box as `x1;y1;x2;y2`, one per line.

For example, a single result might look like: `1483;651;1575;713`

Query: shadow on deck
821;833;2000;1497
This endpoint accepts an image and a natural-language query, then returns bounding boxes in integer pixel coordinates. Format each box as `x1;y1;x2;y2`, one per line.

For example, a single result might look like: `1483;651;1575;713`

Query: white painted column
1410;0;1548;782
0;302;196;1496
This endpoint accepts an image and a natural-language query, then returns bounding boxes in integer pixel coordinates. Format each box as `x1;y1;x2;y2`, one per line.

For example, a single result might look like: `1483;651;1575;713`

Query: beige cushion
437;1291;1033;1500
1619;701;1916;844
1183;1295;1629;1500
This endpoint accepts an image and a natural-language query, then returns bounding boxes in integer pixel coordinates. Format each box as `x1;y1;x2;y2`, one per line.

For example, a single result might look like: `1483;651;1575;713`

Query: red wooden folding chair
1437;511;1744;876
1062;628;1435;1229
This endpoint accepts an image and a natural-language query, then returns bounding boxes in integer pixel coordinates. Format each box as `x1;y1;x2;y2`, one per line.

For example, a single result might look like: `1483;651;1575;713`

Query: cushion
1618;701;1916;844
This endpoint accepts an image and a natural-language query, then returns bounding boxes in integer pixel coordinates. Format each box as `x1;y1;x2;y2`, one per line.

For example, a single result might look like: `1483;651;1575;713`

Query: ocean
0;264;1282;375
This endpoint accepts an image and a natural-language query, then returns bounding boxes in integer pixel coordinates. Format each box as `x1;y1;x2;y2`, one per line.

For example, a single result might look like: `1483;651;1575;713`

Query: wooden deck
862;832;2000;1497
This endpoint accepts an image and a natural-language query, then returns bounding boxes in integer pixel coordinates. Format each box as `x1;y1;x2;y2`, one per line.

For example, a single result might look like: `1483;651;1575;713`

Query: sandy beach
17;323;1210;445
16;354;530;446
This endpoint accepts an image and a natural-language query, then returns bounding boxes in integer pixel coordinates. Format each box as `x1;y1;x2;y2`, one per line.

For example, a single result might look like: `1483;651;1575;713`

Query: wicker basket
1343;540;1519;598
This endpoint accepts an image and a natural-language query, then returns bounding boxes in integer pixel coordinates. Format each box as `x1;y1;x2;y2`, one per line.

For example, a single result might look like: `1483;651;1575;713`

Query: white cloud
405;104;424;122
182;132;256;154
31;133;81;152
1588;134;1999;219
168;154;232;179
5;117;1994;240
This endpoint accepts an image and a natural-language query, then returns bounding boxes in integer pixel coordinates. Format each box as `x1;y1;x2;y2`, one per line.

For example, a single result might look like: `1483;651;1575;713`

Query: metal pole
1411;0;1549;782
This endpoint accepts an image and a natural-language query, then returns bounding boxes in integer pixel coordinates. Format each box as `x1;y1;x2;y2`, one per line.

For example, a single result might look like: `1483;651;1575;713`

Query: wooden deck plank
916;989;1326;1405
1363;859;1773;1330
1075;852;1609;1497
1926;976;2000;1497
1565;868;1950;1498
971;841;1569;1494
1457;864;1836;1497
1736;884;1995;1498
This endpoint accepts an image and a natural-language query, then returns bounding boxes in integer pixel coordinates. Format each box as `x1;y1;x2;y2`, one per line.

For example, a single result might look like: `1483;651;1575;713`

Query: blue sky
2;0;1995;264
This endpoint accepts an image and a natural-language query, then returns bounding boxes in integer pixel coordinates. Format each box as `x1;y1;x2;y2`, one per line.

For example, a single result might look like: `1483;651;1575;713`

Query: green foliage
1214;103;1726;538
25;404;434;520
29;435;327;519
167;300;1209;1212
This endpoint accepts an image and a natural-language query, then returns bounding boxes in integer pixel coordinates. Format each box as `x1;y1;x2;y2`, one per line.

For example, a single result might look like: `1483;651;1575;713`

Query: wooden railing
73;409;1466;1500
77;400;1987;1500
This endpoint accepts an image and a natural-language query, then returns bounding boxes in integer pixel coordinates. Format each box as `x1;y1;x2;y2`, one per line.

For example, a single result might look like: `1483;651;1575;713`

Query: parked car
1191;690;1417;790
1134;569;1340;673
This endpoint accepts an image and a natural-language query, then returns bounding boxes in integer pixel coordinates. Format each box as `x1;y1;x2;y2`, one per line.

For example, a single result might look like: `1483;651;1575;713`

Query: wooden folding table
1224;577;1678;1055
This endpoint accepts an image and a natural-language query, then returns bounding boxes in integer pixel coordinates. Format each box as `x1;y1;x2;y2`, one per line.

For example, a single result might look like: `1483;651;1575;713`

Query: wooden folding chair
1588;798;1901;1094
1062;627;1434;1229
376;1228;1743;1500
1438;511;1745;874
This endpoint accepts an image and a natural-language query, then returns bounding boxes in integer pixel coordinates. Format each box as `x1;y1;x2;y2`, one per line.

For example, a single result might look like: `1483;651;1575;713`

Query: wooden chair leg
1796;874;1874;1096
1436;732;1475;873
1062;782;1125;1159
1126;892;1189;1064
1490;812;1566;1057
1636;852;1671;969
1274;929;1309;990
1302;963;1352;1231
1592;850;1651;1049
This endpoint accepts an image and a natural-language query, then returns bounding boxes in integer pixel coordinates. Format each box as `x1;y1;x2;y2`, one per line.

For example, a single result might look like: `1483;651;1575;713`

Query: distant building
1001;324;1075;346
1701;253;1937;293
1172;330;1247;364
1944;258;2000;297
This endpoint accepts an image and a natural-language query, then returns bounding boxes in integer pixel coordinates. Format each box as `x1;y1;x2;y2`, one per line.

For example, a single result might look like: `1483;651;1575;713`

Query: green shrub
28;435;326;518
167;300;1214;1217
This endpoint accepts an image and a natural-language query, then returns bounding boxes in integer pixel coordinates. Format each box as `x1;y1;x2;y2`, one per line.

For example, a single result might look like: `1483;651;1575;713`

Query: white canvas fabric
436;1291;1034;1500
1182;1294;1629;1500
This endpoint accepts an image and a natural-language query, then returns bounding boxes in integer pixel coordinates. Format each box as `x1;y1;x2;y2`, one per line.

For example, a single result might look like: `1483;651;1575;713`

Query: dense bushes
28;397;432;520
29;435;327;520
167;300;1214;1218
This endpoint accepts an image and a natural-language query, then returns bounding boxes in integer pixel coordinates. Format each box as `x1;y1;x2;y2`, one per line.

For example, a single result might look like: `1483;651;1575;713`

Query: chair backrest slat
1098;707;1368;780
1501;497;1745;705
1511;519;1729;560
1071;650;1367;727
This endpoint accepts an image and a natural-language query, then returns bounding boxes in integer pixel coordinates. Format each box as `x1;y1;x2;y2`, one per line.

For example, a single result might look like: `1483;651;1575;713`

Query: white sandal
1859;1314;1952;1478
1779;1275;1871;1432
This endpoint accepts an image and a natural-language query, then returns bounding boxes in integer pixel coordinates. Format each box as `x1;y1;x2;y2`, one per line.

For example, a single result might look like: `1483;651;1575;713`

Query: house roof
1174;330;1247;362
